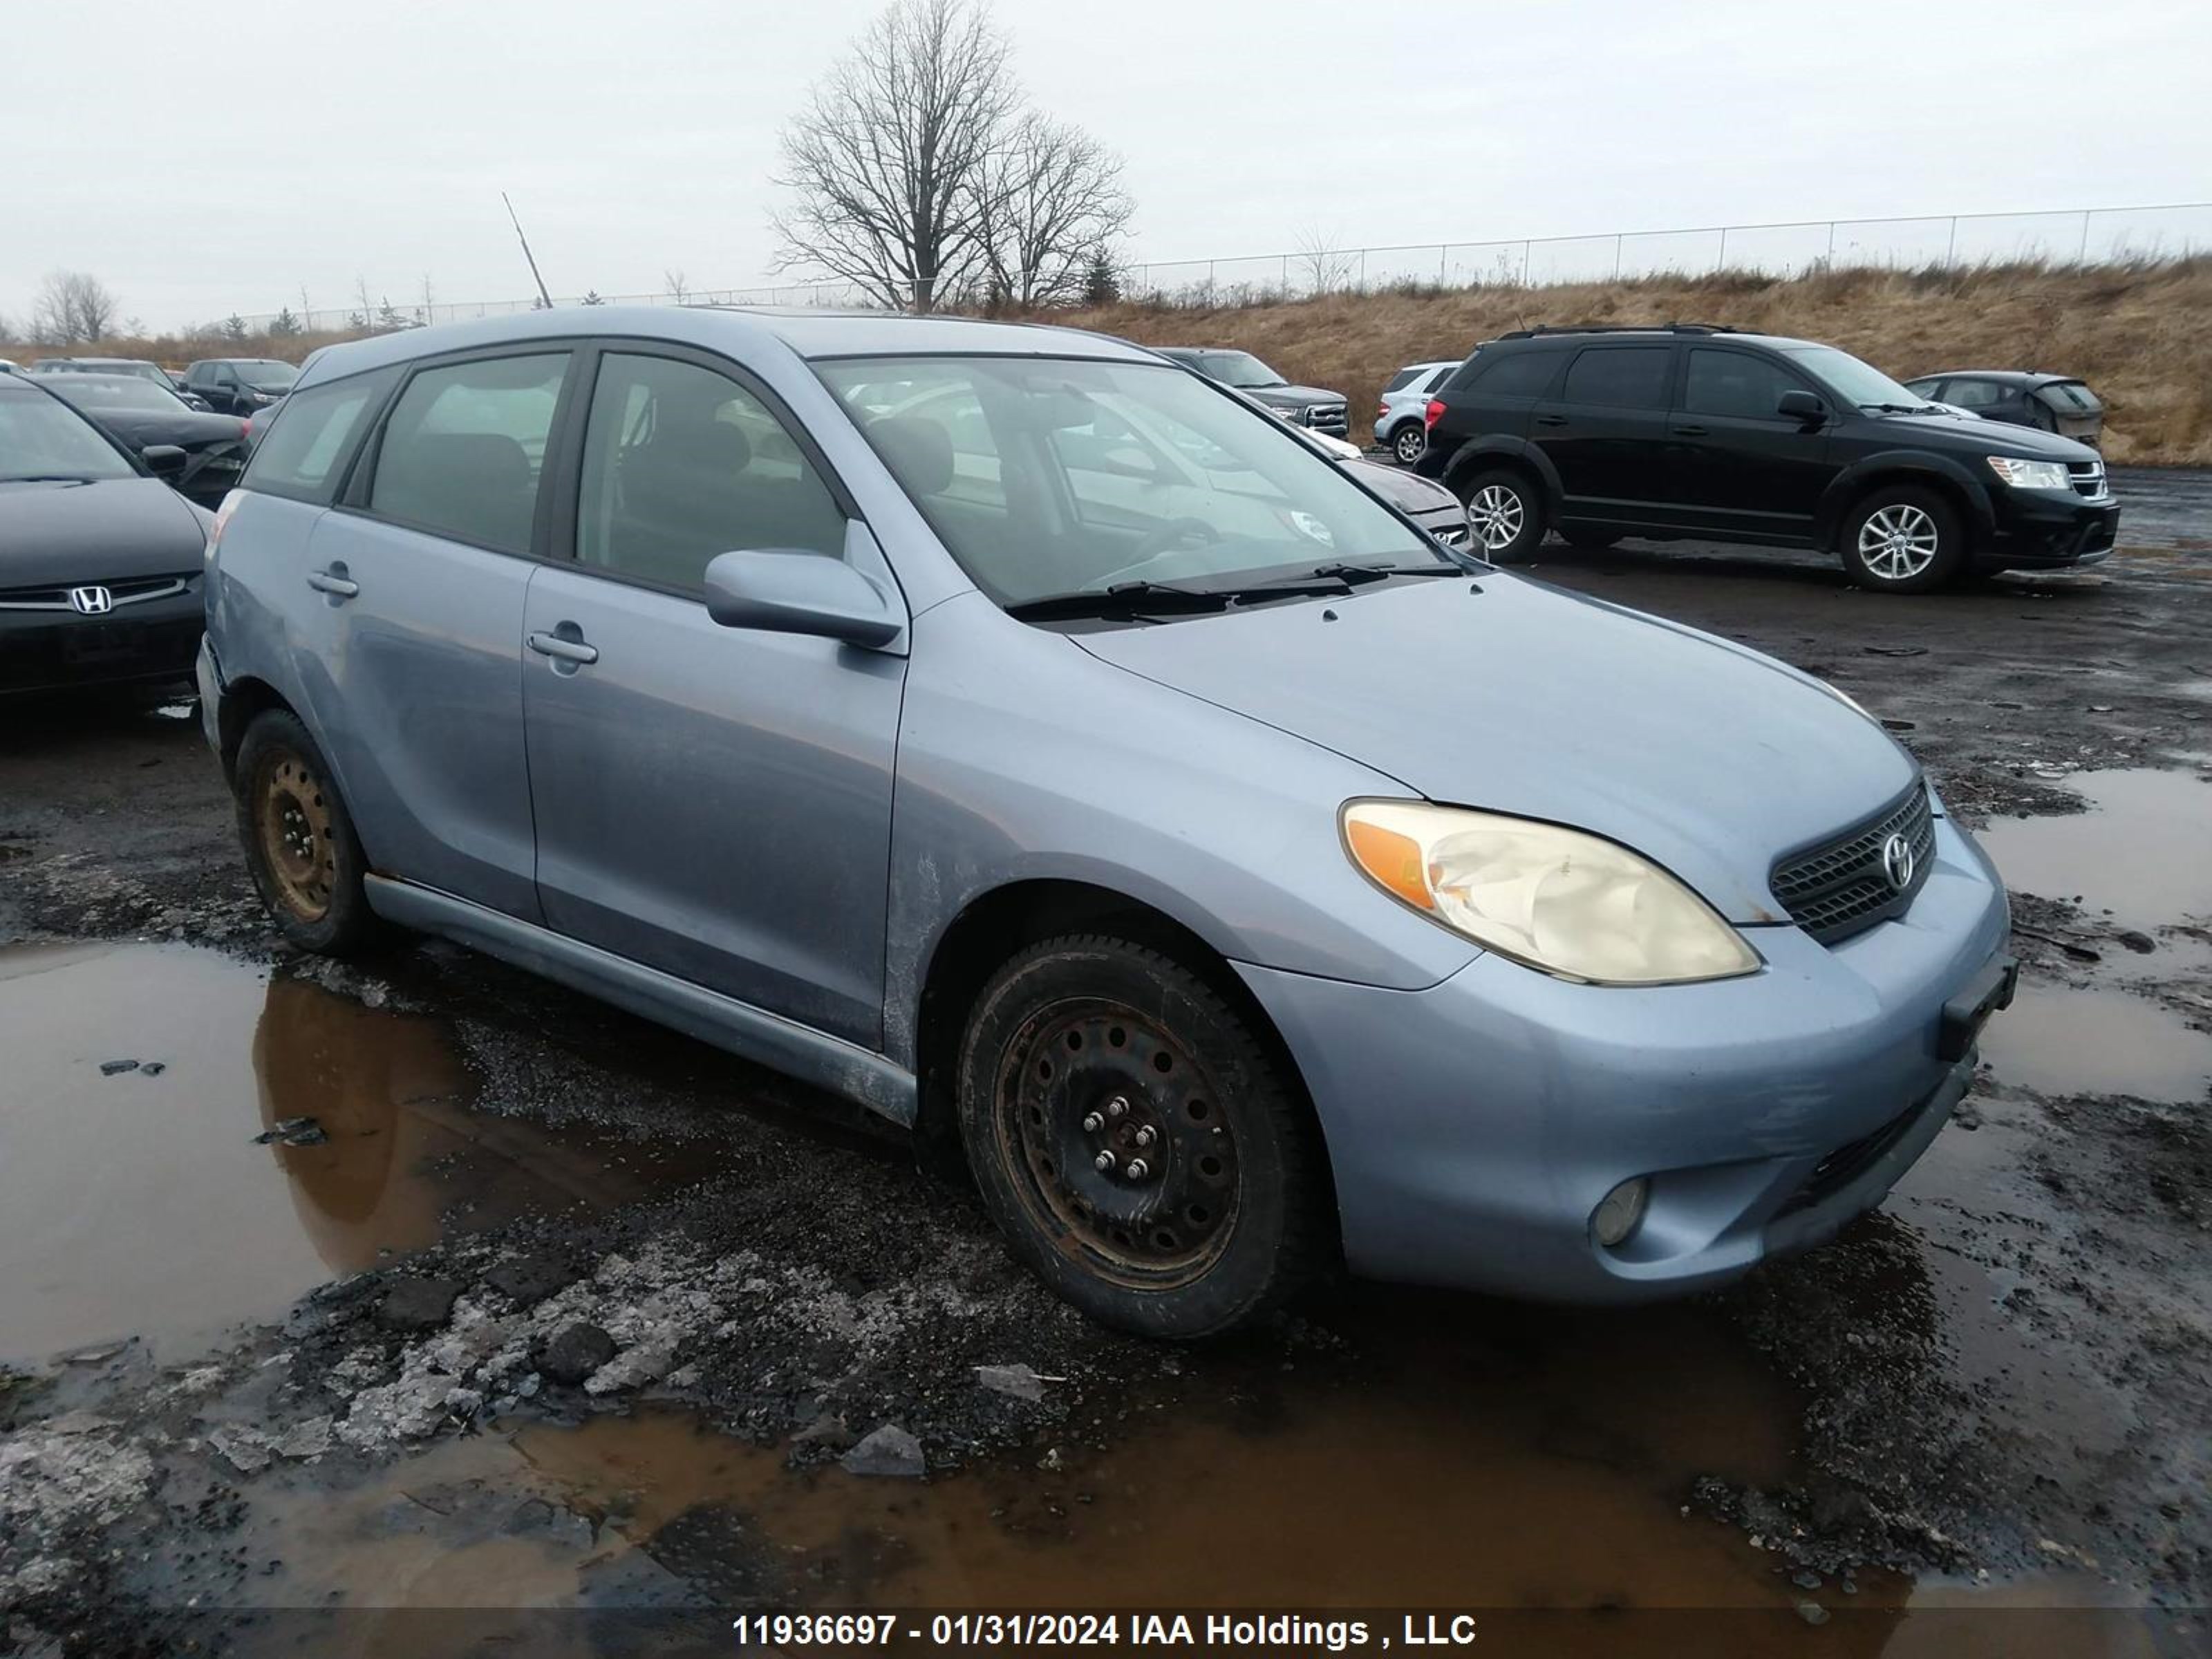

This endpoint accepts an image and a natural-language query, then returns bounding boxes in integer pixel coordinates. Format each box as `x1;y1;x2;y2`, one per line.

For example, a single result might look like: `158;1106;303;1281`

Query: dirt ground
2;473;2209;1656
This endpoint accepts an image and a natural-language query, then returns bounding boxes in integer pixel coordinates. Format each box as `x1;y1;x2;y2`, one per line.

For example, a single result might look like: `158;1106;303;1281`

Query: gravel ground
2;477;2209;1651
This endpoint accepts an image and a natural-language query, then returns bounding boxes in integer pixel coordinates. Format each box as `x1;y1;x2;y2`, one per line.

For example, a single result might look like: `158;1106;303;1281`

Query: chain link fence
225;202;2210;333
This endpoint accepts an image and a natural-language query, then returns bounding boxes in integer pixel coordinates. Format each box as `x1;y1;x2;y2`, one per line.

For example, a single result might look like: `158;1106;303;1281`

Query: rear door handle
1671;424;1709;436
306;569;359;599
527;630;599;666
1535;414;1570;427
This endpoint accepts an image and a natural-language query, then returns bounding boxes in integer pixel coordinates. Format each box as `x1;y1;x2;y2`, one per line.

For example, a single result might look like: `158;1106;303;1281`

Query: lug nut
1126;1159;1150;1181
1081;1112;1103;1132
1094;1151;1115;1172
1133;1127;1154;1147
1105;1096;1128;1119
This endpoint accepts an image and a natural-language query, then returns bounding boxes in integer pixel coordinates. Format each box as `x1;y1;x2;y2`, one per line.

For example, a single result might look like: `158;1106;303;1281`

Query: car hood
0;478;209;587
1246;383;1344;408
1875;409;2097;462
1074;575;1918;922
1341;456;1459;515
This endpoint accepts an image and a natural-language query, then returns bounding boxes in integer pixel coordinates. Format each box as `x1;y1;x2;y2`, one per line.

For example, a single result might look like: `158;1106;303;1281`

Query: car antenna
503;191;556;311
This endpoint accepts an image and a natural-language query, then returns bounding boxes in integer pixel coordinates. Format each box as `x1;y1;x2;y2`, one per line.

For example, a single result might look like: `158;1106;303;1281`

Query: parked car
1374;360;1459;465
0;373;209;696
1150;346;1349;435
1279;418;1471;550
0;359;19;375
1414;324;2118;592
32;355;214;409
182;357;299;415
200;308;2015;1335
40;373;252;507
1900;371;2105;449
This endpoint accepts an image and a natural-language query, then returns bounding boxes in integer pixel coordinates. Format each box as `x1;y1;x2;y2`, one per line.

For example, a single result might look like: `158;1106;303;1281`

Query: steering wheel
1089;518;1224;590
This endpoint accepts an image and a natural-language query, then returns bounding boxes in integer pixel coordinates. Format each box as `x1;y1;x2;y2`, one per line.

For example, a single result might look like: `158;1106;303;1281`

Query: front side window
0;392;135;482
574;353;845;590
247;367;398;503
1559;346;1671;409
368;353;568;553
1681;349;1808;420
817;355;1442;608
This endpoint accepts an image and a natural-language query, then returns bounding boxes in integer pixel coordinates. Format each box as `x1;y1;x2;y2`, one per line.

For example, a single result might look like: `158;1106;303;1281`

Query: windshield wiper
1861;402;1936;415
1004;580;1233;621
0;474;95;485
1302;562;1461;585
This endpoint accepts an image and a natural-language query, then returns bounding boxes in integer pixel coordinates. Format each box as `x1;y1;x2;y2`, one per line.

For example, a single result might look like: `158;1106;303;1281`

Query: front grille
2068;459;2108;498
1771;784;1935;944
1303;403;1349;429
0;574;196;612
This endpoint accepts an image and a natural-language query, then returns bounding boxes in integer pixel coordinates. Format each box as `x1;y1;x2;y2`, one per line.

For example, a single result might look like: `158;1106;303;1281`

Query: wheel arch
1815;455;1994;552
215;673;300;784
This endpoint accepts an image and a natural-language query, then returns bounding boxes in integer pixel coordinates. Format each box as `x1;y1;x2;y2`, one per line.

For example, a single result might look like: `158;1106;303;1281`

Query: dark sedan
38;374;252;507
1902;371;2106;448
0;374;209;697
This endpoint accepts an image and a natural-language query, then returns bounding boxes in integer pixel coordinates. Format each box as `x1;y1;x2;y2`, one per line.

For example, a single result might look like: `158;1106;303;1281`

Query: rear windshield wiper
1004;581;1232;621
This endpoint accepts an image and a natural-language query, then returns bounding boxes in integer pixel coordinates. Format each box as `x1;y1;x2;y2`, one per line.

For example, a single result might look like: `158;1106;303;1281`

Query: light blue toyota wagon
197;308;2015;1337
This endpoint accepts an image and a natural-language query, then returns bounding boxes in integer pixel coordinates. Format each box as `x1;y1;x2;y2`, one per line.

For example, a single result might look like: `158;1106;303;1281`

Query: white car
1374;360;1460;465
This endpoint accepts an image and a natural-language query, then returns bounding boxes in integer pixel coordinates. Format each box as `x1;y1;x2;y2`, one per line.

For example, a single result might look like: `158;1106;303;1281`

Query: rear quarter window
241;366;400;505
1447;350;1557;397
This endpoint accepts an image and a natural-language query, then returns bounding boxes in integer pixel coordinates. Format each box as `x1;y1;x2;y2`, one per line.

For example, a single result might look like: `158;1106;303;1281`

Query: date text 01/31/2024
729;1613;1483;1648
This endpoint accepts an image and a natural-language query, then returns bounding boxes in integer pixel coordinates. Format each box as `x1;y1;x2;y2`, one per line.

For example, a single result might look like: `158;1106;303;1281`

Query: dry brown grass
1059;258;2212;467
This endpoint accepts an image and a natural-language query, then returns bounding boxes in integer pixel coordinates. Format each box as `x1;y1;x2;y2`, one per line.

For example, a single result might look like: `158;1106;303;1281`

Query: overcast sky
6;0;2208;330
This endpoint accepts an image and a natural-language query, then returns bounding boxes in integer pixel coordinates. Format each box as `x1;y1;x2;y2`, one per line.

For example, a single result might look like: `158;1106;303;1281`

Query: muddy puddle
0;940;712;1362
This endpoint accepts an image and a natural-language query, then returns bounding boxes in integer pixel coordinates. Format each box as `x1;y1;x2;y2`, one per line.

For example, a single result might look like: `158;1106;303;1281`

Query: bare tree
1293;225;1358;297
975;113;1132;308
664;268;691;305
772;0;1018;311
29;270;122;343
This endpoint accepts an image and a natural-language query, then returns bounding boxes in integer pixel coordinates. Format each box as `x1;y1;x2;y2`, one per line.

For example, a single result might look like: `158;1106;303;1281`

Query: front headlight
1987;455;2070;489
1342;800;1761;986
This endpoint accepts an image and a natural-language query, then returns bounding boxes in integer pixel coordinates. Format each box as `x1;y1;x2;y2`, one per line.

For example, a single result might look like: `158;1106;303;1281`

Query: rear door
1663;346;1833;545
298;346;578;920
1528;344;1677;526
520;344;905;1047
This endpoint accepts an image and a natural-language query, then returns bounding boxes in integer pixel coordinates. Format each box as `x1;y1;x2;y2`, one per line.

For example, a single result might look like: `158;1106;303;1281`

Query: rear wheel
1456;467;1546;563
1391;423;1427;466
955;935;1328;1338
234;710;384;956
1841;486;1965;593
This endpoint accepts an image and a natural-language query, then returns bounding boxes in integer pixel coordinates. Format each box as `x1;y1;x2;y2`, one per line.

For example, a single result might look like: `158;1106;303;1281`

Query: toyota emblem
1881;831;1915;892
68;585;114;615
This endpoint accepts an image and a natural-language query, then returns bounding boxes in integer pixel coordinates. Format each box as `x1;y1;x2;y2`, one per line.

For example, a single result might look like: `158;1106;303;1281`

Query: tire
1840;485;1966;593
1390;422;1427;466
1455;466;1546;563
955;935;1329;1338
1559;527;1620;550
234;709;385;956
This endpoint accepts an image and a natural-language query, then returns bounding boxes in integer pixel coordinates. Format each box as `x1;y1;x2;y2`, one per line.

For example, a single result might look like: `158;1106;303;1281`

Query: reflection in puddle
1981;982;2212;1101
0;941;698;1362
1976;767;2212;932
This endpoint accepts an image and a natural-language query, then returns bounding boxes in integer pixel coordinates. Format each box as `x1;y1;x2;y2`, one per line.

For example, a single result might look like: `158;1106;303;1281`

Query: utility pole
503;191;555;310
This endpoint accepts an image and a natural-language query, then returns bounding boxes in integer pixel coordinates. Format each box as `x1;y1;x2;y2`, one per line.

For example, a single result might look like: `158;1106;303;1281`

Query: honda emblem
68;586;114;615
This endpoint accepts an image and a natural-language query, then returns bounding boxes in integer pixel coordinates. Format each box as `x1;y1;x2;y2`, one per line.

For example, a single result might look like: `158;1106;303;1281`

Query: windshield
48;376;185;413
1195;351;1286;389
816;355;1444;609
1780;345;1929;410
0;393;137;482
236;361;299;390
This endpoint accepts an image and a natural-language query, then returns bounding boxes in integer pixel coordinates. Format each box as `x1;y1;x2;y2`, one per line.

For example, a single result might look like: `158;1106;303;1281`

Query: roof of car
292;306;1161;389
1908;369;2081;387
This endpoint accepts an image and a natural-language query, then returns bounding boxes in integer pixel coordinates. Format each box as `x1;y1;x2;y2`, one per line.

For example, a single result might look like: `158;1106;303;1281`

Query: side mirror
140;444;188;477
1777;389;1826;424
702;549;903;649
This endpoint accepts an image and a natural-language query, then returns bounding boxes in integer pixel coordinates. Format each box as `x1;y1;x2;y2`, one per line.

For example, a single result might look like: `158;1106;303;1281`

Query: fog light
1591;1178;1650;1248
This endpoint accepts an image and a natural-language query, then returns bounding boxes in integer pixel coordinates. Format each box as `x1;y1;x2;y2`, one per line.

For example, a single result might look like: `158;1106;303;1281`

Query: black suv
1414;325;2119;592
182;357;299;416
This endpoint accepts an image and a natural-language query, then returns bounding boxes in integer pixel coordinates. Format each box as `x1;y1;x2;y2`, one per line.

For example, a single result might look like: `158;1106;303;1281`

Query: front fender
1814;451;1994;548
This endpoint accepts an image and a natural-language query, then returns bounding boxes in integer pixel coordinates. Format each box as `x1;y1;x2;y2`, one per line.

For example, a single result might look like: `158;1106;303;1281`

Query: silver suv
1374;360;1459;465
198;308;2013;1336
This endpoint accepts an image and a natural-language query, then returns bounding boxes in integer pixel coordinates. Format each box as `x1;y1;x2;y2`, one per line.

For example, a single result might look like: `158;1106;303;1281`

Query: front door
1665;346;1833;545
521;347;906;1047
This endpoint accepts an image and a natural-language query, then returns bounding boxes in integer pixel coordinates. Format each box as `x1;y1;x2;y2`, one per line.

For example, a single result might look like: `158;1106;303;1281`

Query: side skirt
364;876;917;1127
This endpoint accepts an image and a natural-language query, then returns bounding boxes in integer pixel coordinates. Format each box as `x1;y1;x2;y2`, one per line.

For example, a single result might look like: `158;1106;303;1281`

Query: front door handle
1535;414;1570;427
307;568;359;599
1671;424;1709;436
527;630;599;666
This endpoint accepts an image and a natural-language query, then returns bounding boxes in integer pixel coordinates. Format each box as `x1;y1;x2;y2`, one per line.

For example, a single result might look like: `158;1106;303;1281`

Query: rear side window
1456;350;1556;397
1681;349;1806;420
1943;378;2014;411
1559;347;1671;409
243;366;398;505
1382;368;1421;393
368;353;569;554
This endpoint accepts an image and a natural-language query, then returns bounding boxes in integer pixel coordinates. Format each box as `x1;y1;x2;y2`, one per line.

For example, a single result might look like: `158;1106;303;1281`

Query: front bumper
1237;812;2011;1302
0;587;204;695
1983;487;2119;568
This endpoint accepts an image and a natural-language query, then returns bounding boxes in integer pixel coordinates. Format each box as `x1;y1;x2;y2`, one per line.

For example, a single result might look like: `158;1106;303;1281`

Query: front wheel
234;709;385;956
955;935;1329;1338
1391;423;1427;466
1456;467;1547;563
1841;487;1965;592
